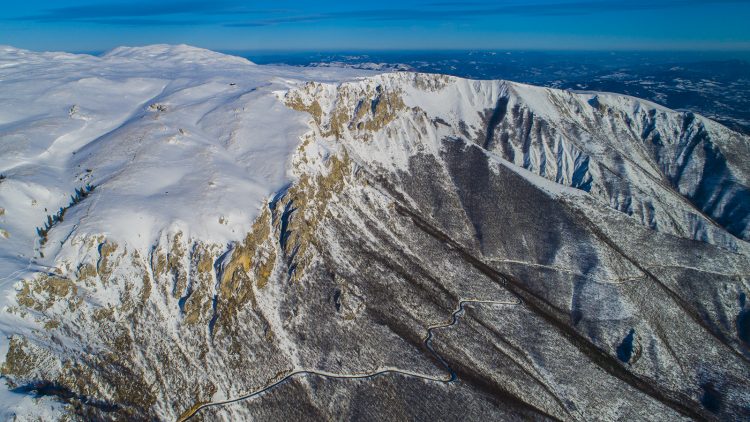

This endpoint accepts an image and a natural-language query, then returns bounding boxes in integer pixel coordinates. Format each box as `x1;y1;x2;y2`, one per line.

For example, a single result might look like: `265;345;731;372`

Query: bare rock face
1;50;749;421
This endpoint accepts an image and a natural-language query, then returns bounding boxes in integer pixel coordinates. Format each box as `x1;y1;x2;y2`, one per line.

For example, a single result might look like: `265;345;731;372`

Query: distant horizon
12;45;750;57
10;45;750;61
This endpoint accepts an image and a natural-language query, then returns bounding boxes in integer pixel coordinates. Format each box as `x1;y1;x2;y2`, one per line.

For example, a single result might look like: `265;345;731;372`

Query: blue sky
1;0;749;52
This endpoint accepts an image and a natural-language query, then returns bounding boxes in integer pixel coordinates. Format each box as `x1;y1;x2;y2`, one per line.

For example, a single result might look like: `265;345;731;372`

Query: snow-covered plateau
0;45;749;421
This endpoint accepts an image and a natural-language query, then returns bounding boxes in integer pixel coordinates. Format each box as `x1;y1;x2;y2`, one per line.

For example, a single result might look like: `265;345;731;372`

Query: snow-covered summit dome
103;44;255;66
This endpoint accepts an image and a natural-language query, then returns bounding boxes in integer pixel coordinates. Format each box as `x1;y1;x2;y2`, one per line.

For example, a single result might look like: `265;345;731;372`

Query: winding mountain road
178;298;521;421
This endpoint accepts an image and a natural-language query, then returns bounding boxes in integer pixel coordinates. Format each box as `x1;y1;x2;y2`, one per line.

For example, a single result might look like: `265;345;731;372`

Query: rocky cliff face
1;47;749;421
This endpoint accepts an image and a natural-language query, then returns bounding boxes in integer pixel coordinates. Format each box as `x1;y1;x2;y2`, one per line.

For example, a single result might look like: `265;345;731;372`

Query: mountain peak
102;44;254;66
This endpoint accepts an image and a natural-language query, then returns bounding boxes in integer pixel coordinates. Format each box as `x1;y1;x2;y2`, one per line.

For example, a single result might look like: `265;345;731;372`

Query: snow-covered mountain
1;45;749;421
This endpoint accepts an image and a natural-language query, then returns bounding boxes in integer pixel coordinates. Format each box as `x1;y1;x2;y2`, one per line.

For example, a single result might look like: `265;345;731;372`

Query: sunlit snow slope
0;44;368;302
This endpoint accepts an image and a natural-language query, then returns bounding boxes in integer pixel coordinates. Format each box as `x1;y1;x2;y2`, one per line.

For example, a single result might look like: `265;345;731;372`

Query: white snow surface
0;45;372;312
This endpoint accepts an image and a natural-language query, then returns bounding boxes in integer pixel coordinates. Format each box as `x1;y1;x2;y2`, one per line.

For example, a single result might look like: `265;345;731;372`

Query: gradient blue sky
2;0;749;52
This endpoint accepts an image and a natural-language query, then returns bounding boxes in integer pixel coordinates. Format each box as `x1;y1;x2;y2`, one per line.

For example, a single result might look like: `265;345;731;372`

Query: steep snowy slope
286;74;750;246
1;46;749;421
